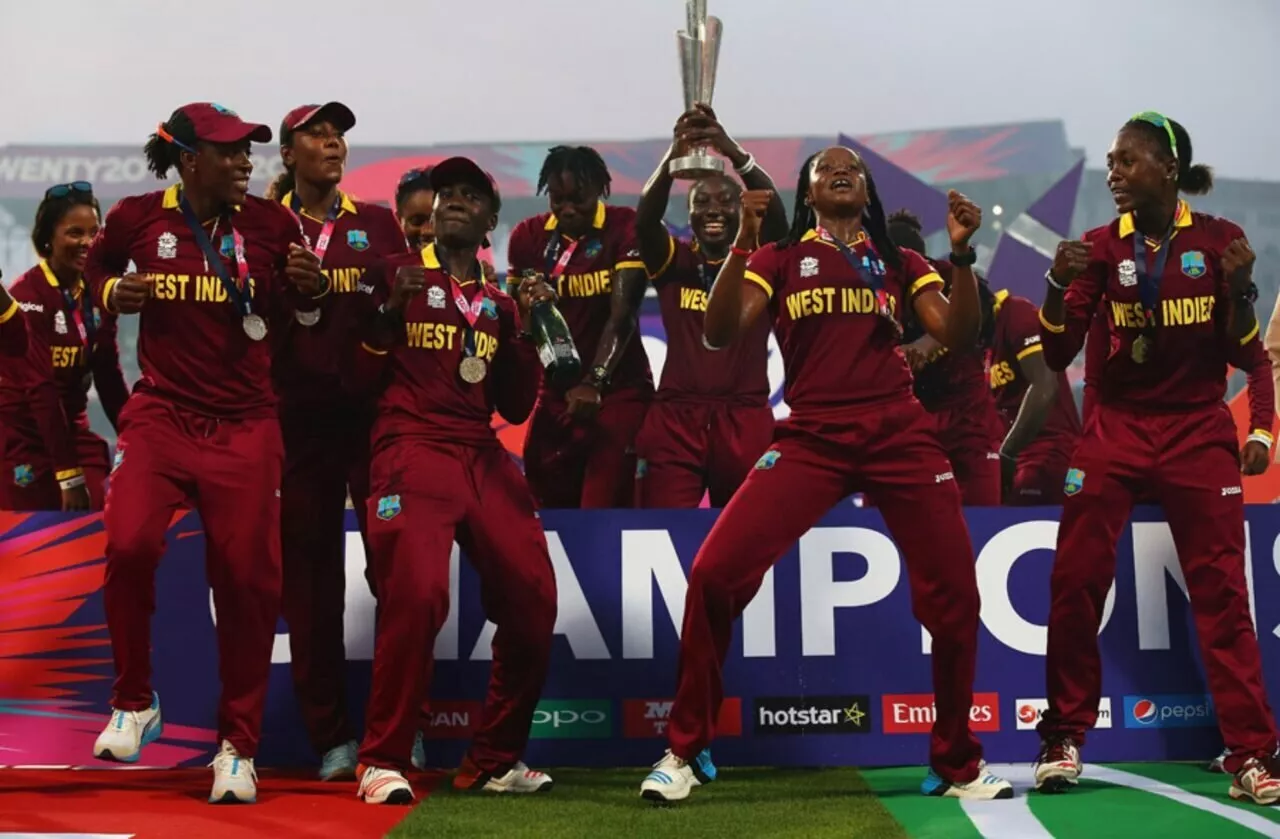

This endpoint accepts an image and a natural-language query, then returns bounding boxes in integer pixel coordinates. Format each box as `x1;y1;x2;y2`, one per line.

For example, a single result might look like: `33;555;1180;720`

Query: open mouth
232;177;251;192
832;177;854;192
702;219;726;236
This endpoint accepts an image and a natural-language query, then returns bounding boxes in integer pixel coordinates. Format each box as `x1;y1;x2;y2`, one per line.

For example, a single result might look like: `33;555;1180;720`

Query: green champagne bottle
517;270;582;388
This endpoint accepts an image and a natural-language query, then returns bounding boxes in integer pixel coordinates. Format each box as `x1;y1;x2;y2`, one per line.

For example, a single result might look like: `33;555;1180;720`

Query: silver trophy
670;0;725;179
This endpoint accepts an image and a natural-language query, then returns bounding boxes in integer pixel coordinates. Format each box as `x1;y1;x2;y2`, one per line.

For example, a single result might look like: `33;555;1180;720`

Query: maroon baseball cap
280;102;357;143
174;102;272;145
430;157;502;212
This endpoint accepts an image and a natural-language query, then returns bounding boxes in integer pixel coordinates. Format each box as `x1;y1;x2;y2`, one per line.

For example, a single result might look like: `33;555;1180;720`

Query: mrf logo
421;700;483;739
882;693;1000;734
1015;697;1111;731
622;698;742;739
754;696;871;734
1124;695;1216;729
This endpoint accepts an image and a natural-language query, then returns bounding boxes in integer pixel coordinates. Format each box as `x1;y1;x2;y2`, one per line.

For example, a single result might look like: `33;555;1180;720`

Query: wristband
1248;429;1273;450
1044;269;1067;292
59;475;86;491
731;245;755;258
735;154;758;176
949;248;978;268
1236;282;1259;305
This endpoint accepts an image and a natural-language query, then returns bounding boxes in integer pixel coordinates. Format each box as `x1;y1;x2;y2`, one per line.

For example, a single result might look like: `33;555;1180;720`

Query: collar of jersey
993;288;1010;316
39;259;83;297
420;243;484;285
162;184;242;214
1118;198;1191;241
279;190;358;220
802;228;867;248
544;201;606;233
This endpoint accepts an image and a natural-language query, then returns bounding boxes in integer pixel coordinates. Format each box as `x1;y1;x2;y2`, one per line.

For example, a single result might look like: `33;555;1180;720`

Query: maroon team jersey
1041;200;1272;432
272;190;408;406
648;232;769;405
744;230;943;414
909;258;989;413
0;262;129;475
358;244;541;452
988;290;1081;460
506;202;652;391
86;185;312;418
0;298;25;357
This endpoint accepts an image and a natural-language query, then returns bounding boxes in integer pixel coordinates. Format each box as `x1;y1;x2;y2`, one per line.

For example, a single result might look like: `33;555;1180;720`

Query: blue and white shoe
922;761;1014;800
93;691;163;763
411;730;426;771
209;739;257;804
319;740;358;781
640;748;716;803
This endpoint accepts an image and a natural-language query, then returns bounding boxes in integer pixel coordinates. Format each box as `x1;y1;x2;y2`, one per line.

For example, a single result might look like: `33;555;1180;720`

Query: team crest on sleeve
799;256;819;278
584;240;603;260
376;494;402;521
481;298;499;319
53;311;68;335
157;231;178;260
1117;259;1137;287
1180;250;1206;278
347;230;370;252
1064;467;1085;497
755;449;781;470
13;464;34;487
426;286;447;309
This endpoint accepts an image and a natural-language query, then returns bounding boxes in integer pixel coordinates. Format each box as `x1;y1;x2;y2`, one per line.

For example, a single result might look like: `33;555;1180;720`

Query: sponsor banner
1123;695;1217;730
622;698;742;739
529;699;613;739
1014;697;1112;730
882;693;1000;734
754;696;872;735
422;700;483;739
7;507;1280;768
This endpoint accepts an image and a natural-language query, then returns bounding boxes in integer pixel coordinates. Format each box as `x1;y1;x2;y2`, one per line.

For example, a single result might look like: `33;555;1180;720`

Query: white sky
2;0;1277;180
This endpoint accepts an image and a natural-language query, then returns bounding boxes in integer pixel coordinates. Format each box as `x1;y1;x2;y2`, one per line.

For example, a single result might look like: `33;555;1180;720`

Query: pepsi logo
1131;699;1158;724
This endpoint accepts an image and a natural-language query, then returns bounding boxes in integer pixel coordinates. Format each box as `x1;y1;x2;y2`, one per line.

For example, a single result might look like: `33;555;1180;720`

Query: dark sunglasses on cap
45;181;93;199
398;167;433;186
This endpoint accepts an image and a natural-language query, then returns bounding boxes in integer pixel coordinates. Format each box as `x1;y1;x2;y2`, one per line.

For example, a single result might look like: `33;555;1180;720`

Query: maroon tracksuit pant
103;392;283;757
523;387;649;509
931;404;1003;506
1037;402;1278;773
666;398;985;783
634;400;774;508
279;401;373;755
359;439;556;773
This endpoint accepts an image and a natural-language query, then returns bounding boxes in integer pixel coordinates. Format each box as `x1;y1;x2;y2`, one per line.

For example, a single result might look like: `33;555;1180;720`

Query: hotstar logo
753;696;872;735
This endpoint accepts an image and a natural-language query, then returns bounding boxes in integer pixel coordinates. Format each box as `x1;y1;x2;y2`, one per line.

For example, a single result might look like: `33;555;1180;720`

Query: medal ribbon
179;194;252;318
58;286;94;348
446;263;486;360
1133;226;1174;331
544;235;585;280
815;226;901;335
288;193;341;267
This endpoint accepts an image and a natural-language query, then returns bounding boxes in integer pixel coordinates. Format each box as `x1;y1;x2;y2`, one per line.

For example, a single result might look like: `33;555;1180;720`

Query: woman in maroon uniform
395;168;435;251
0;183;128;510
640;146;1013;803
85;103;324;804
633;105;786;507
1033;112;1280;805
890;211;1004;505
507;147;651;508
265;102;411;781
350;157;556;804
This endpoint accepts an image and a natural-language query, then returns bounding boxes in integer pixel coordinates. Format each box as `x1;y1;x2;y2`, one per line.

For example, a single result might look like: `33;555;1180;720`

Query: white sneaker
358;765;415;805
411;730;426;771
93;691;162;764
1034;738;1082;793
922;761;1014;800
319;740;358;781
1209;748;1230;773
208;740;257;804
640;750;698;802
465;760;553;793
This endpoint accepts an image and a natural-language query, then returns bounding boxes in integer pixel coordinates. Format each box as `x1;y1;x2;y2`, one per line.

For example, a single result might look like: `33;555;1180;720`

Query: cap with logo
172;103;273;146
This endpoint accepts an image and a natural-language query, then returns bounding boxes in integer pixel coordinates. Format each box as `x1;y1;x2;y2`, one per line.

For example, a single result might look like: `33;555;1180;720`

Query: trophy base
669;154;725;180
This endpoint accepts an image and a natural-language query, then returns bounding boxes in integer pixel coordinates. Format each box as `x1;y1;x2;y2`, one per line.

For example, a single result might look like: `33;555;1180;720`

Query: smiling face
1106;125;1178;217
688;175;741;249
806;147;868;217
187;139;254;207
49;203;100;275
398;187;435;250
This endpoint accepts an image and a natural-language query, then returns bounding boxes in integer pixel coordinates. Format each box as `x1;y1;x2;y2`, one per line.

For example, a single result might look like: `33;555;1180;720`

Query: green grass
388;768;907;838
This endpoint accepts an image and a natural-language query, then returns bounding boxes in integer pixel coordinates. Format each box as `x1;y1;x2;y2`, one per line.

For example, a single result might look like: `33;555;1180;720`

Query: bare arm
1001;349;1058;458
704;189;774;348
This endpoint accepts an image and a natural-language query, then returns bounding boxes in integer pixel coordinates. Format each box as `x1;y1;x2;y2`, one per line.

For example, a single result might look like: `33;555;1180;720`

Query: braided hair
779;151;901;270
143;108;198;180
537;145;611;198
1124;115;1214;195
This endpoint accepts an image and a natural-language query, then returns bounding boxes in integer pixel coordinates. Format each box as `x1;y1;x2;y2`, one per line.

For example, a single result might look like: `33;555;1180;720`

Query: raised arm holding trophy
670;0;724;179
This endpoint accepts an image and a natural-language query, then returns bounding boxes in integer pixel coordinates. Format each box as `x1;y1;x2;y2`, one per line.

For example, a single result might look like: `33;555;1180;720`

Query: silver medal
459;356;488;384
242;314;268;341
295;308;321;327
